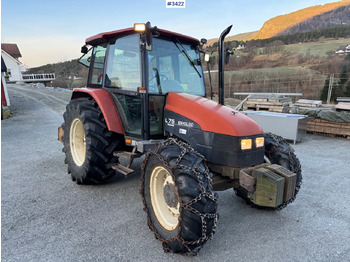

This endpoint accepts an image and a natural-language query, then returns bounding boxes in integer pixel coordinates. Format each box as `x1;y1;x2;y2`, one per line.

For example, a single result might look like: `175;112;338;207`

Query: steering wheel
149;73;169;83
149;74;169;93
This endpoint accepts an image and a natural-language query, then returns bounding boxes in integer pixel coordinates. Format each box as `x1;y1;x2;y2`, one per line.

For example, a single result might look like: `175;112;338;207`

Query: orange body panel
72;88;124;134
165;93;263;136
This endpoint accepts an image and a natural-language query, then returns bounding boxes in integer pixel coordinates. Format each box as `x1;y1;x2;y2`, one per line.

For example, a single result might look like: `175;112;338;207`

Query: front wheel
235;133;302;210
264;133;302;188
141;138;218;254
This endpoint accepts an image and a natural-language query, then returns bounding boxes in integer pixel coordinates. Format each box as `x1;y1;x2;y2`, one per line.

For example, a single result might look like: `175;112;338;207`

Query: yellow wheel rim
150;166;180;231
70;118;86;166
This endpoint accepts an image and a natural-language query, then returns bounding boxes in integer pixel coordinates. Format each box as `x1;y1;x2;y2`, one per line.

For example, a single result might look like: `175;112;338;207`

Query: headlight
255;137;265;148
241;139;252;150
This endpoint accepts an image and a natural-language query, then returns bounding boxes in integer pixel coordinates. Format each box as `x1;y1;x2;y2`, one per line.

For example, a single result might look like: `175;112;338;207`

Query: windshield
147;38;205;96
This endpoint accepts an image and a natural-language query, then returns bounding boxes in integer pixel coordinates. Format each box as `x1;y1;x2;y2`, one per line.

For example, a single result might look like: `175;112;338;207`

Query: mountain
248;0;350;40
278;4;350;36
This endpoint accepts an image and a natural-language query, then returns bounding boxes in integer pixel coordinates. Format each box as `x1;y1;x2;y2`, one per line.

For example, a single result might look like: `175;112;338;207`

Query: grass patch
284;37;350;56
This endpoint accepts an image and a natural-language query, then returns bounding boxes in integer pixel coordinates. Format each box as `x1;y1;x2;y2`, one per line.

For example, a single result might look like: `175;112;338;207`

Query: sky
1;0;336;69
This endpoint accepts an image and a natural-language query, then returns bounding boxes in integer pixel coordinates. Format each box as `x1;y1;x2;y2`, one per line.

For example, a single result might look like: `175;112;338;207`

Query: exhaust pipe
218;25;232;105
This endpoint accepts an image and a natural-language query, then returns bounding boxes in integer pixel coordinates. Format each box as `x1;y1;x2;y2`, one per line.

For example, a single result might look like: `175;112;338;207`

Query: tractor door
104;34;144;139
146;37;206;137
104;33;167;141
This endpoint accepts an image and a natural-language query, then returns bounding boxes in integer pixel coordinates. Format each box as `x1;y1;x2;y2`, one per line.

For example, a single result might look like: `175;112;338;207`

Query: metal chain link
140;134;302;254
140;138;218;255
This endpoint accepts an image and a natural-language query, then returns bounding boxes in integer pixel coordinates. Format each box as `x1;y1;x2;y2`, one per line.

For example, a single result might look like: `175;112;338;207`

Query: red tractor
59;22;302;254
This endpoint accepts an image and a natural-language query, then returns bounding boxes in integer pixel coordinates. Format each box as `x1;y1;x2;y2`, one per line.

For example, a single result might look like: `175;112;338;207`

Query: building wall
1;50;22;82
1;73;10;106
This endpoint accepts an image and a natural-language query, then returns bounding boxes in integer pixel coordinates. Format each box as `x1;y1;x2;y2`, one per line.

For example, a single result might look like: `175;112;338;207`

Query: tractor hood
163;93;265;168
164;92;263;137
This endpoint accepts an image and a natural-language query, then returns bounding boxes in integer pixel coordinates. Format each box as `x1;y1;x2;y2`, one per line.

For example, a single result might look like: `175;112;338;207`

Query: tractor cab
79;23;205;142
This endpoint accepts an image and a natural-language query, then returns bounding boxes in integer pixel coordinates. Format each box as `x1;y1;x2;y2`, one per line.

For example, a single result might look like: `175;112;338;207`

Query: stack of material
245;95;292;113
292;104;350;139
295;99;322;108
307;118;350;138
335;102;350;112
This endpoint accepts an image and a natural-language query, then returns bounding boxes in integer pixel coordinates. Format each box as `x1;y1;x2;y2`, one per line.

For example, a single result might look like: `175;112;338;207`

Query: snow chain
140;138;218;255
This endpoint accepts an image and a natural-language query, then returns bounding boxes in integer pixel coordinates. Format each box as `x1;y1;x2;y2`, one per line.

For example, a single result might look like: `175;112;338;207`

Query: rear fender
71;88;124;134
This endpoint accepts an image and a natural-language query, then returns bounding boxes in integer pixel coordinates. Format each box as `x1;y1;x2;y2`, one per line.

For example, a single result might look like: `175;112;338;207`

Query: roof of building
1;43;22;59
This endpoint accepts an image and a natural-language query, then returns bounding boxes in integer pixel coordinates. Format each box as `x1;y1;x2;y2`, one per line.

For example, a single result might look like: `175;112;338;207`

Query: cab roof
86;27;200;46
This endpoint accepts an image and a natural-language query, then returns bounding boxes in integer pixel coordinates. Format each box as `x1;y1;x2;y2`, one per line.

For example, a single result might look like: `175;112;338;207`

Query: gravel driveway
2;84;349;261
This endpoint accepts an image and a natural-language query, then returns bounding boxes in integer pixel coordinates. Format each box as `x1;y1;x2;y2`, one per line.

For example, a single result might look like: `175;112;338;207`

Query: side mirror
225;48;234;65
145;22;153;51
81;45;88;54
201;38;207;45
144;21;160;51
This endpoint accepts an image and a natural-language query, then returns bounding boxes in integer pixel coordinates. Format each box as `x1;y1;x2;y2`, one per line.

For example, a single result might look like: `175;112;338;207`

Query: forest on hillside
26;59;88;89
205;26;350;101
209;25;350;50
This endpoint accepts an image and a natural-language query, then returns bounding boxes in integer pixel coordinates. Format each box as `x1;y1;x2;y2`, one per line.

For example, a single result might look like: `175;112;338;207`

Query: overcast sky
1;0;335;68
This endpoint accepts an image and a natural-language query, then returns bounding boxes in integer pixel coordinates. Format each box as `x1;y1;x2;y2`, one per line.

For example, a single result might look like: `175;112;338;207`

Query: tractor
58;22;302;254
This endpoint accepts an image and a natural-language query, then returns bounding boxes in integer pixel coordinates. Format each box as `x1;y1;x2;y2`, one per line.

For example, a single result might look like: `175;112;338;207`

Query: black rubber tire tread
141;140;218;254
264;133;302;186
235;132;302;210
62;98;121;184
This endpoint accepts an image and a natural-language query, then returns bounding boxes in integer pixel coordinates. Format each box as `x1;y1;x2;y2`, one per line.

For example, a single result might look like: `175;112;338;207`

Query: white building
1;43;23;82
346;44;350;53
335;44;350;55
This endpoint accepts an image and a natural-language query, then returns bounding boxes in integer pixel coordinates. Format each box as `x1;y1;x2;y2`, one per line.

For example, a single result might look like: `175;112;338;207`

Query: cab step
110;163;134;176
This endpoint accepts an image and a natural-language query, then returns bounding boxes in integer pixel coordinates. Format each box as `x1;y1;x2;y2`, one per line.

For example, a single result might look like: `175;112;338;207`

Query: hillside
279;4;350;36
26;59;88;89
203;37;350;101
248;0;350;40
205;31;257;47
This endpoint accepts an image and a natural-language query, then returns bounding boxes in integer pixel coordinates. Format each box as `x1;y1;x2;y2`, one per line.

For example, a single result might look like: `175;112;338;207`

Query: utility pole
327;74;334;105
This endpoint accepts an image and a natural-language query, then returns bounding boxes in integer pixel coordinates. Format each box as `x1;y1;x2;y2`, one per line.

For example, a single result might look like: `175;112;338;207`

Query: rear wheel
235;133;302;210
141;138;218;254
62;98;121;184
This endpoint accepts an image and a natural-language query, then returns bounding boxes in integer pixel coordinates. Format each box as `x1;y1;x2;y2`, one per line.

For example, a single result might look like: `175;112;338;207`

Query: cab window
148;38;205;96
104;34;141;90
90;44;107;85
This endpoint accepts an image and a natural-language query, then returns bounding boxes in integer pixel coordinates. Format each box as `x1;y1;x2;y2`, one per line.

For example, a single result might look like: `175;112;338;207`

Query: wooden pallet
307;118;350;138
246;105;289;113
246;97;291;113
335;102;350;111
295;99;322;108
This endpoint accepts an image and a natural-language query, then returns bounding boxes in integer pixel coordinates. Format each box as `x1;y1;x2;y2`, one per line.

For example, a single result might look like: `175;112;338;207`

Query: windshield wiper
174;38;202;78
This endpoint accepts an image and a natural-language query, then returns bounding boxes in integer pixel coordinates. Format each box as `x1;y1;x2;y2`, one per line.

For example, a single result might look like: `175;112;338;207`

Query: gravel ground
1;84;350;262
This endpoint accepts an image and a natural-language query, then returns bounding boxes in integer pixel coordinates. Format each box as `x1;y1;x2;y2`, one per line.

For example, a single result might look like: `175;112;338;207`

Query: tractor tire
264;132;302;187
62;98;121;184
235;133;302;210
141;138;218;254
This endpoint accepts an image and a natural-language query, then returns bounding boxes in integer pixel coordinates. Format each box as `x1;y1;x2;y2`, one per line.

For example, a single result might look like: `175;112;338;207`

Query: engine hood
165;92;263;136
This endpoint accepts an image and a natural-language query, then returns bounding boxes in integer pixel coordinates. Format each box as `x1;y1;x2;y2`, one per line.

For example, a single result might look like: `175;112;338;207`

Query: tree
320;76;329;102
344;81;350;97
336;66;349;97
320;75;337;103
